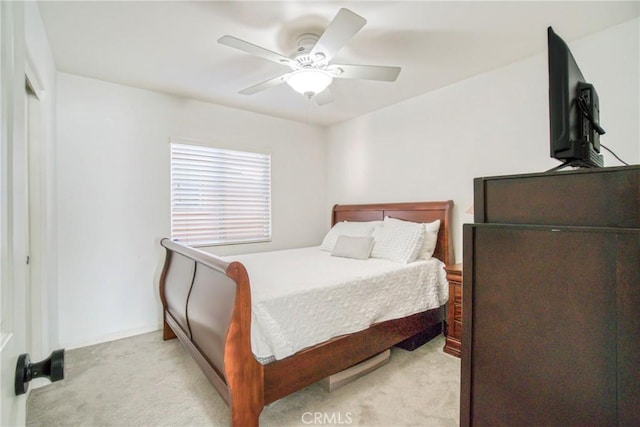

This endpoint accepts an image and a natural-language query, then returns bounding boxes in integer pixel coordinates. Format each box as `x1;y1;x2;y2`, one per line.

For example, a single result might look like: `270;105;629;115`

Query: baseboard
61;323;162;350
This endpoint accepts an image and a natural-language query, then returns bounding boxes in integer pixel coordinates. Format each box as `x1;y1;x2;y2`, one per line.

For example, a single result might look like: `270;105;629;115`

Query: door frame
25;56;48;370
1;2;54;423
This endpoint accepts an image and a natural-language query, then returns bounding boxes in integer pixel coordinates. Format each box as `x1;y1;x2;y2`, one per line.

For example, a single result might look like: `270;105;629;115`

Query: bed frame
159;200;454;426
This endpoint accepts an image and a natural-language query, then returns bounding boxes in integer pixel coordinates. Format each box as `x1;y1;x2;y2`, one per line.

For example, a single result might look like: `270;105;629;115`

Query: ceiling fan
218;8;401;101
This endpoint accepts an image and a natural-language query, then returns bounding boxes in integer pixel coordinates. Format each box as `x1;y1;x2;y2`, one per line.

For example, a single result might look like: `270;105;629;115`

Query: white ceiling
37;1;639;127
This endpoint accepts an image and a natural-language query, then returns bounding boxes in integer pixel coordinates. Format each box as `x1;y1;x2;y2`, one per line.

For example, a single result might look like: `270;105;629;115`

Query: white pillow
419;219;440;259
371;223;425;263
331;235;375;260
319;221;377;251
384;217;441;260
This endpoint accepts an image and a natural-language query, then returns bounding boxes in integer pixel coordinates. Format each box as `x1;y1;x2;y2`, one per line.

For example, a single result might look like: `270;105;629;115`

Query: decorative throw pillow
371;223;425;263
331;235;375;260
384;217;441;260
319;221;377;251
419;219;440;259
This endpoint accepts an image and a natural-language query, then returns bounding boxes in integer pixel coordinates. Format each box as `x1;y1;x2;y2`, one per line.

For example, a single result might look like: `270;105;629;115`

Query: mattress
232;246;449;363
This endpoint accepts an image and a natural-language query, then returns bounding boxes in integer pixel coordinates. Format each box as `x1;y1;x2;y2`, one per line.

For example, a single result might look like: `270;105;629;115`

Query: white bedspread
232;246;449;362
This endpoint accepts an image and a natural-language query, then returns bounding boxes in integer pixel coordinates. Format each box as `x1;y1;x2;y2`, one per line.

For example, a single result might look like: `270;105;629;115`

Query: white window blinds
170;142;271;246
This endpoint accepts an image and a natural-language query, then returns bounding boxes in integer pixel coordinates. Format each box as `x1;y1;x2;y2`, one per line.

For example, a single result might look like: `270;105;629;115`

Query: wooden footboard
159;239;264;426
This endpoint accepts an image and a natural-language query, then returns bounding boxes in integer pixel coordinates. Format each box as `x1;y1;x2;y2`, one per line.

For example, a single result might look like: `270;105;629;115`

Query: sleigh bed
159;200;454;426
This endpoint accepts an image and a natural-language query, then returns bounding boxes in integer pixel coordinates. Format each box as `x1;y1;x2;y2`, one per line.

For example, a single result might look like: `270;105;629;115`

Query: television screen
548;26;605;171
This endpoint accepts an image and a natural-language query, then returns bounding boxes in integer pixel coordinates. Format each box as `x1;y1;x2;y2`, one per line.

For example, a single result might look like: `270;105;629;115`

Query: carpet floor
26;331;460;426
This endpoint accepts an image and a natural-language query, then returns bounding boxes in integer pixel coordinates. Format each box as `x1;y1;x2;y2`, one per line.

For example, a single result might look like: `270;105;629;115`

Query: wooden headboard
332;200;454;266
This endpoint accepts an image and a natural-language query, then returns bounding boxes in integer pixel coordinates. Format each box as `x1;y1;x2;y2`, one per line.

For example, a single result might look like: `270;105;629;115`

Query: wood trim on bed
224;261;264;426
263;307;444;404
159;200;454;427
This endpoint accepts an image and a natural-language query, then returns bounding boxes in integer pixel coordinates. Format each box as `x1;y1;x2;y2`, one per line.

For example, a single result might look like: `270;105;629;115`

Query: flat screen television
548;26;606;171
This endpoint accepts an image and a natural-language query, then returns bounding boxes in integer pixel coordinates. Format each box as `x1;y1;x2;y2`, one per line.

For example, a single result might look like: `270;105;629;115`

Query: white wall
54;18;639;349
573;18;640;162
56;74;327;348
326;19;640;263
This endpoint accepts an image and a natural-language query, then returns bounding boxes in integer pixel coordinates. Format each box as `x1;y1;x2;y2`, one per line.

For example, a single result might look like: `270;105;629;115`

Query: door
1;1;30;424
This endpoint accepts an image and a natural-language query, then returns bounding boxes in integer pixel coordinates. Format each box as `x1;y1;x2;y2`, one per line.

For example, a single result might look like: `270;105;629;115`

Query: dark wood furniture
159;201;454;427
461;165;639;426
473;165;639;227
443;263;462;357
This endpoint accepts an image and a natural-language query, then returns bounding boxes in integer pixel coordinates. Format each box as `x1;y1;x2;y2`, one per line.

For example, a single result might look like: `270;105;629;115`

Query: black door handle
15;349;65;395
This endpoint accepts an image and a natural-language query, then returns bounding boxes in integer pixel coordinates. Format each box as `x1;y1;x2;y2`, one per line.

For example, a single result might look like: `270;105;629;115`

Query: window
170;141;271;246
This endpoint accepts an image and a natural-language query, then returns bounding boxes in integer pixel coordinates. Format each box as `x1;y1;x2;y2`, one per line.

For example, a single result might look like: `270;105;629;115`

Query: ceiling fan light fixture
285;69;333;97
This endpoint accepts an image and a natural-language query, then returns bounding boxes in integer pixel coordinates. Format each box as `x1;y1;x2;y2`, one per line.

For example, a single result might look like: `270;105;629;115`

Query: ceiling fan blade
314;88;334;106
218;35;295;67
310;8;366;62
238;73;290;95
331;64;401;82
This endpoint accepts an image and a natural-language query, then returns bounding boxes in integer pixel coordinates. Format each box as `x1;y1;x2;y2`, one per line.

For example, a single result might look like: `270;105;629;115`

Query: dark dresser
461;165;639;426
443;263;463;357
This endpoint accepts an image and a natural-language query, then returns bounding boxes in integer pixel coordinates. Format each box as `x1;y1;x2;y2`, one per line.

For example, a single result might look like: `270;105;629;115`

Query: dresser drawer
444;263;463;358
454;301;462;320
452;285;463;317
452;319;463;338
452;287;462;303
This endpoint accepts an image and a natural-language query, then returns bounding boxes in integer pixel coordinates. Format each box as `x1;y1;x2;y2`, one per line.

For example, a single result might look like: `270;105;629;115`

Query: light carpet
27;331;460;426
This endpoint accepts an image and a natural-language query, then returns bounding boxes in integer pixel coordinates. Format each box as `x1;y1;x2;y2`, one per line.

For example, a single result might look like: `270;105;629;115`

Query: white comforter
232;247;449;362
